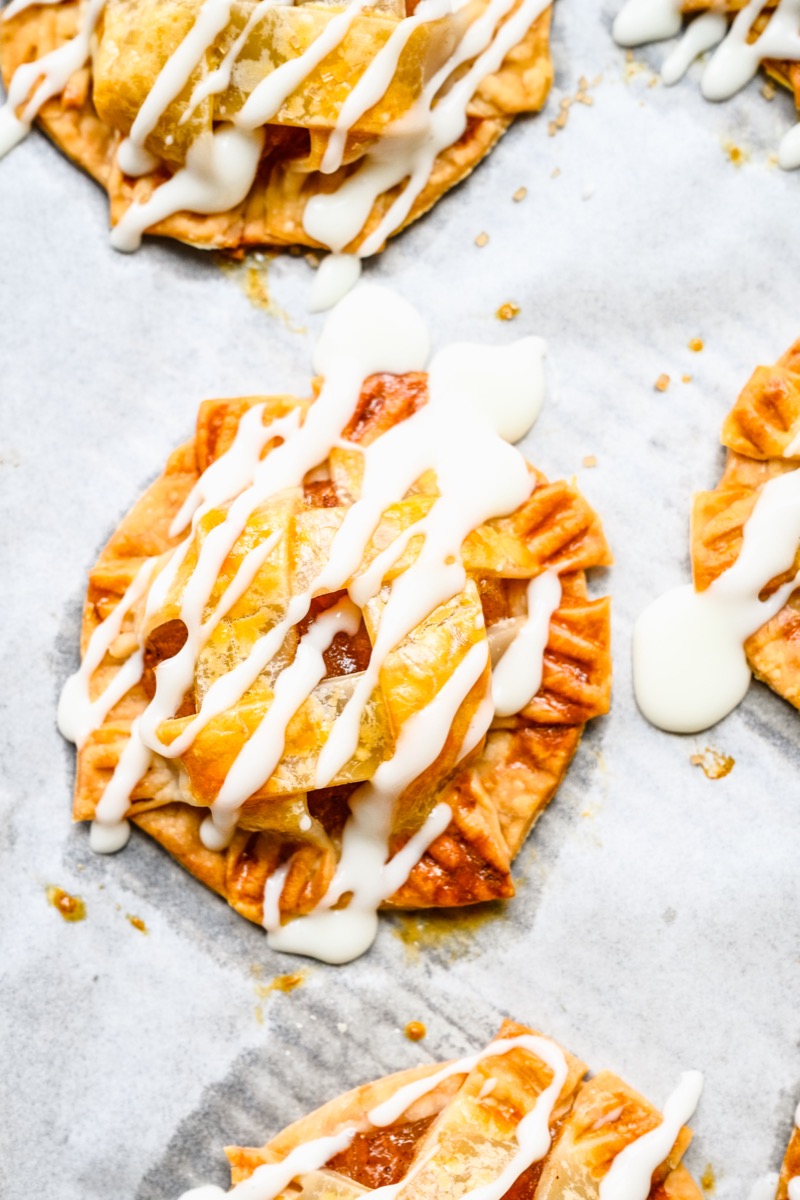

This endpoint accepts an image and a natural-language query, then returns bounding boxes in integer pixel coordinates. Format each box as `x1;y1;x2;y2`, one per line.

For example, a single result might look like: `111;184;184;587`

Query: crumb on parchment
496;302;520;321
405;1021;427;1041
690;748;735;780
513;186;527;202
655;373;670;393
475;231;489;247
46;886;86;923
582;454;597;468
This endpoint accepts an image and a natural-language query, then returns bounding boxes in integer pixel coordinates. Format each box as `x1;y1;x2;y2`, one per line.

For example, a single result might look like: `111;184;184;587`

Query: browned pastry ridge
221;1018;701;1199
0;0;553;251
72;372;611;929
691;339;800;711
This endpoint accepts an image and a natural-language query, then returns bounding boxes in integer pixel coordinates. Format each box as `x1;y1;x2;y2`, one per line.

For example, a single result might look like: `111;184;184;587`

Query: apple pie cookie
58;285;611;963
178;1018;704;1200
613;1;800;170
634;339;800;734
0;0;554;256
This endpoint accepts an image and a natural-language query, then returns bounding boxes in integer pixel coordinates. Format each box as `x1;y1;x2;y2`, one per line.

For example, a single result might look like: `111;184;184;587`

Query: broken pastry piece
0;0;554;254
613;0;800;169
634;339;800;734
58;286;611;963
178;1018;703;1200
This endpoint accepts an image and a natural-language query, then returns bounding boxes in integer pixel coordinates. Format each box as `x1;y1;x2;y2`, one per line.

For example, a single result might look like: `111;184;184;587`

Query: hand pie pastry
612;1;800;170
634;339;800;734
0;0;554;254
778;1109;800;1200
179;1018;704;1200
59;286;611;963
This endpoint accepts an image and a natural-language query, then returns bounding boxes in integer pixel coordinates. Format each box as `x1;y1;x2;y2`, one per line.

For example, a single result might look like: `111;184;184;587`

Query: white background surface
1;2;799;1196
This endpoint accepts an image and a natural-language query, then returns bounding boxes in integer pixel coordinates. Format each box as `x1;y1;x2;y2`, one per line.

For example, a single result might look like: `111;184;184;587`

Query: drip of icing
0;0;106;158
598;1072;703;1200
181;1129;360;1200
661;13;727;87
110;124;265;252
633;467;800;733
612;0;682;47
427;337;546;444
90;716;153;852
492;570;561;718
791;1180;800;1200
309;254;363;313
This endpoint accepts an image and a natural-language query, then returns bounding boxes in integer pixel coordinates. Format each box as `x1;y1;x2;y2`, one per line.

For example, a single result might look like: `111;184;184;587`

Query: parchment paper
2;3;799;1196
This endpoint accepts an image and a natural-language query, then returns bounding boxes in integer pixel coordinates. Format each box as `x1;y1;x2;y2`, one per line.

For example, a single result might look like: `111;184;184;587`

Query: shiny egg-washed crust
71;375;611;928
0;0;552;253
691;339;800;712
778;1125;800;1200
678;2;800;110
223;1019;701;1199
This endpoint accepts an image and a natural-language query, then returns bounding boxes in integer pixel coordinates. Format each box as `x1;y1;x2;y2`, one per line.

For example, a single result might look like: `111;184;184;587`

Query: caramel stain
46;886;86;923
215;252;306;334
690;747;735;781
392;903;506;962
127;914;148;933
723;139;749;166
700;1163;716;1192
496;302;520;321
404;1021;427;1042
254;970;307;1023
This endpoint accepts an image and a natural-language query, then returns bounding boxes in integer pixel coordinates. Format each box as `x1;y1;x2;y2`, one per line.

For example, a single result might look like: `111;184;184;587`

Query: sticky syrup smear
46;885;86;922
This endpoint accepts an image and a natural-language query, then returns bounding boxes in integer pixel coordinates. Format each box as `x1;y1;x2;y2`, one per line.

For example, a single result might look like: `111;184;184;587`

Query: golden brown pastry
0;0;554;253
59;294;611;962
692;339;800;711
633;338;800;734
180;1018;703;1200
777;1115;800;1200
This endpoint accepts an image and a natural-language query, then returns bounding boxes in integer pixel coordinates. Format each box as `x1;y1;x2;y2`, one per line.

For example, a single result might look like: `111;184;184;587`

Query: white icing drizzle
633;467;800;734
791;1180;800;1200
57;557;157;748
110;123;265;252
1;0;551;270
426;337;546;444
786;430;800;460
598;1071;704;1200
310;254;364;314
0;0;105;158
661;13;727;87
59;284;552;962
614;0;800;169
492;570;561;718
178;1034;569;1200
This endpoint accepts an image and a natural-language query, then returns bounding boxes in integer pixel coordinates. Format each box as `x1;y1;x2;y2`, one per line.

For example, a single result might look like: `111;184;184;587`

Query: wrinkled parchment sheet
1;3;798;1196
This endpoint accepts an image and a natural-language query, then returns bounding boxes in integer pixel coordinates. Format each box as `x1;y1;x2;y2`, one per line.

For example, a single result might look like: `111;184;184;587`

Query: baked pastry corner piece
189;1019;702;1199
62;345;611;960
0;0;554;253
692;339;800;713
